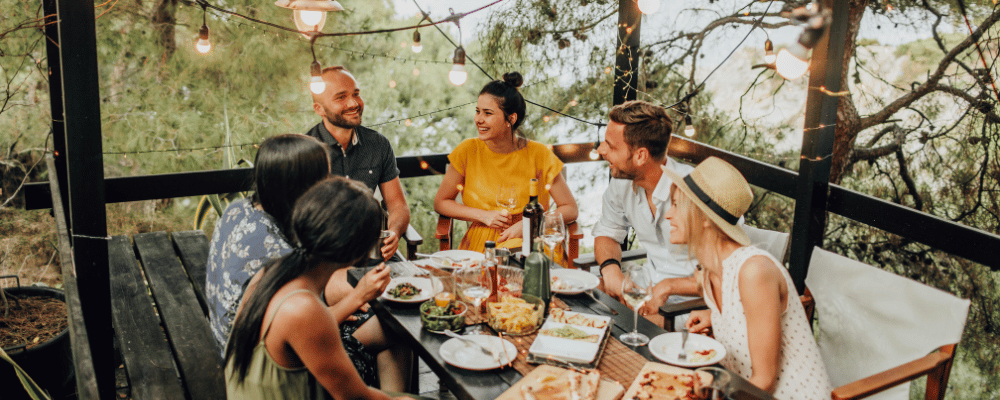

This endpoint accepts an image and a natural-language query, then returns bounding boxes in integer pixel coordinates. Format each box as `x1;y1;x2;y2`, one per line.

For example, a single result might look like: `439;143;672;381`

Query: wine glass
693;366;731;399
541;210;565;257
454;265;492;334
620;264;653;346
497;183;518;214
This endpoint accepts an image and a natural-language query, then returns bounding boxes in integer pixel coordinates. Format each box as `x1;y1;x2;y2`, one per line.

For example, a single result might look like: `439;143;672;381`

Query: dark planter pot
1;286;74;400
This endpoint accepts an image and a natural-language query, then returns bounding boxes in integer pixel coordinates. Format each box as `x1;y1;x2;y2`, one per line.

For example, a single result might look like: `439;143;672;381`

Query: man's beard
325;107;363;129
609;160;638;180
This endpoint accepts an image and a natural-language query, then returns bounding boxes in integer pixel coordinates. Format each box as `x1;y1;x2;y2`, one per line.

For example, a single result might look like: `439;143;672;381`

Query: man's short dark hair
608;100;673;160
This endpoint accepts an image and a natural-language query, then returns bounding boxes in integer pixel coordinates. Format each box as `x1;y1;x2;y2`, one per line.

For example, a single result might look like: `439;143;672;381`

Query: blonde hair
670;184;726;272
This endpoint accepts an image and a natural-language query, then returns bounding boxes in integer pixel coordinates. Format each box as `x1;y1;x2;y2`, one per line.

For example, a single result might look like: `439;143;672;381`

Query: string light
273;0;343;36
412;29;423;53
763;39;775;64
196;4;211;54
309;40;325;94
449;46;467;85
589;142;600;160
775;3;828;80
569;99;578;107
637;0;660;14
776;45;809;79
684;114;695;137
389;80;397;88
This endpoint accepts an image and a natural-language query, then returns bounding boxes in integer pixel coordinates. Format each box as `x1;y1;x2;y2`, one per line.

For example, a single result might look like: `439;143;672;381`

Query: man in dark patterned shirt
307;66;410;260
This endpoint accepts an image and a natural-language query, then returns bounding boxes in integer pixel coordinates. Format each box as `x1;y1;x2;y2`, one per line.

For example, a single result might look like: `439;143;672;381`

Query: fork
678;328;689;361
443;330;503;365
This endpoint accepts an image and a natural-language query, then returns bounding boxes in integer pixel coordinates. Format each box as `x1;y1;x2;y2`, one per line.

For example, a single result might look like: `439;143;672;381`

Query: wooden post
787;0;851;293
52;1;114;397
613;0;642;106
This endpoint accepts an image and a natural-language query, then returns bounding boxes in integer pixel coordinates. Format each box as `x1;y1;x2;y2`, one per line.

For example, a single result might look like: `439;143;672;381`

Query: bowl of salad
419;299;468;333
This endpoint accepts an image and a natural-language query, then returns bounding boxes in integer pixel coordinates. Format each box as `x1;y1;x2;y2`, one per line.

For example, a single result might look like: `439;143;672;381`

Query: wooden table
351;264;775;400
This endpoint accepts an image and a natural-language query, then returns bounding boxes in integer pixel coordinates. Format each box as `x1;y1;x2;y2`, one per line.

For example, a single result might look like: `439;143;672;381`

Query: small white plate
380;277;434;303
648;332;727;368
550;269;600;295
439;335;517;371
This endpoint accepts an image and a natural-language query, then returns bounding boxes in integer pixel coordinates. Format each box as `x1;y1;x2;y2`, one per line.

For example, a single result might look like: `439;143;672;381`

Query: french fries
488;296;543;334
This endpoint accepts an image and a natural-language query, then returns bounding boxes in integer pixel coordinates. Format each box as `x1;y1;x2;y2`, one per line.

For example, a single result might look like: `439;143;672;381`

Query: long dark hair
225;177;382;383
251;134;330;238
479;71;526;134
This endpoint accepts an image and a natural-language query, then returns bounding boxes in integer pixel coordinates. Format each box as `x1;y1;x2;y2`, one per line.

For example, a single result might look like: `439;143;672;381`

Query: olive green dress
225;289;328;400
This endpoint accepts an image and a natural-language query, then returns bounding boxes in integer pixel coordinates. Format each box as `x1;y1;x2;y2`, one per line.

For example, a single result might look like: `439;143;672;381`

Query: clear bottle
484;241;498;303
522;241;551;313
521;178;543;258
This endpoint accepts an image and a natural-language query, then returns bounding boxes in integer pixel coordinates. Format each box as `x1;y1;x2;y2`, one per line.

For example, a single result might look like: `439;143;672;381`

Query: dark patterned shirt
305;123;400;191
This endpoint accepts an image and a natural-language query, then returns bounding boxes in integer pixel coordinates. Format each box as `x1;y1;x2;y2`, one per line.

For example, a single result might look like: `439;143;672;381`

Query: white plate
439;335;517;371
550;269;600;295
380;277;434;303
648;332;727;368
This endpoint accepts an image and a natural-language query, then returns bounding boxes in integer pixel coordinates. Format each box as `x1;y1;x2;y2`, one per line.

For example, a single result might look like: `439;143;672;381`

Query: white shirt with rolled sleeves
592;158;697;287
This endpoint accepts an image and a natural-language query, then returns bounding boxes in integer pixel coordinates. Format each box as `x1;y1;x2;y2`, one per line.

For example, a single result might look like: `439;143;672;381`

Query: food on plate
549;309;608;329
387;282;423;299
487;296;543;335
687;349;717;363
519;369;601;400
419;301;466;332
538;325;600;343
632;370;699;400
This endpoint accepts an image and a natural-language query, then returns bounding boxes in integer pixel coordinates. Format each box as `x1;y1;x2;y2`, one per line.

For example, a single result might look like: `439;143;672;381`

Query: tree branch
895;148;923;210
850;124;905;164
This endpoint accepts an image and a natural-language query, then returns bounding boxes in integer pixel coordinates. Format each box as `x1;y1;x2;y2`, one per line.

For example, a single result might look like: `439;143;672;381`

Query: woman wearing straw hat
657;157;831;398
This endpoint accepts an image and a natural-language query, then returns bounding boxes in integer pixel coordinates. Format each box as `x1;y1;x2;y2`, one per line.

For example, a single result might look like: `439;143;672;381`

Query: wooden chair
435;215;584;266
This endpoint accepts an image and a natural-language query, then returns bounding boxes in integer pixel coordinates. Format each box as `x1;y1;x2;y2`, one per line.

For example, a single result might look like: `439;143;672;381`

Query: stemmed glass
541;210;565;258
620;264;653;346
497;183;518;215
693;366;731;399
453;265;492;334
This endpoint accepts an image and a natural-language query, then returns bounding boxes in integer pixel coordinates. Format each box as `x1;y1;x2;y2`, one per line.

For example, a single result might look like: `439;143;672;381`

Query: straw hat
662;156;753;245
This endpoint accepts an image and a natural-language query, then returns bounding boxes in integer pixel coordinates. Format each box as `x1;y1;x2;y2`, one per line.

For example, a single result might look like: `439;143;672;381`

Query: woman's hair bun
502;72;523;89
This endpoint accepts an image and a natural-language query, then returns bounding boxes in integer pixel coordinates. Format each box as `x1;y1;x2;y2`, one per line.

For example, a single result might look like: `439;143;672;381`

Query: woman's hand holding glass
479;209;512;230
620;264;653;346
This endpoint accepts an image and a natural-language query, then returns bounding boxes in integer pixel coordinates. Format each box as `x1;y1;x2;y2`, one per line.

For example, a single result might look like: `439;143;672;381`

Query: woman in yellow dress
434;71;578;253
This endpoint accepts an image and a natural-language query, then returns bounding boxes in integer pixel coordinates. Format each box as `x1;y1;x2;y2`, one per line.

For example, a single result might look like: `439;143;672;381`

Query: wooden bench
107;230;225;400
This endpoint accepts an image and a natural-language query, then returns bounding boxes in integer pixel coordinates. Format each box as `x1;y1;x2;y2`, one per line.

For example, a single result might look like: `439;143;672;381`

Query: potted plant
1;276;72;400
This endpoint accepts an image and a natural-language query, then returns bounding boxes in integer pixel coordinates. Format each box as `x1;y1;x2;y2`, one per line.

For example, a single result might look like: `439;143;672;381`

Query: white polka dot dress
704;246;832;399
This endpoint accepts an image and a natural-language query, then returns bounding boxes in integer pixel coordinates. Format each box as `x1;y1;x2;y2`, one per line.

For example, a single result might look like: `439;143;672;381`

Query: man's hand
479;210;512;230
601;265;625;302
639;280;673;316
685;309;712;334
497;221;523;242
380;231;400;260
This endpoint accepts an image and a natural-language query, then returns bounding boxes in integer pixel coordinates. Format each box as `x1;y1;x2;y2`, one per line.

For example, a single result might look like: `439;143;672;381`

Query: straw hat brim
662;166;751;246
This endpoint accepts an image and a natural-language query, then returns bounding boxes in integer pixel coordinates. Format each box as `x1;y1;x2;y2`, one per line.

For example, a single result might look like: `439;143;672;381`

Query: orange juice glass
434;292;453;307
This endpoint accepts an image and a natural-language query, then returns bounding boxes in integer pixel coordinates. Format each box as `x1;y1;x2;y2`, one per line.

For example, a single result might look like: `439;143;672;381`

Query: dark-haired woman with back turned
434;72;578;252
225;177;413;400
206;134;410;392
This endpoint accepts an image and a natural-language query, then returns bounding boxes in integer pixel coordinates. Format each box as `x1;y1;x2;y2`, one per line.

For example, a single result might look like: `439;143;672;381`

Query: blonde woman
658;157;831;398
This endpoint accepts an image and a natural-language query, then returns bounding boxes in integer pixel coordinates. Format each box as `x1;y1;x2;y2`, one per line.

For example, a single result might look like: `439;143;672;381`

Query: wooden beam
613;0;642;105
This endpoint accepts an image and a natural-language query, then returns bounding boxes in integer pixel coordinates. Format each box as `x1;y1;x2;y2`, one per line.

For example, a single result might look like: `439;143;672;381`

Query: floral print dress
206;199;378;387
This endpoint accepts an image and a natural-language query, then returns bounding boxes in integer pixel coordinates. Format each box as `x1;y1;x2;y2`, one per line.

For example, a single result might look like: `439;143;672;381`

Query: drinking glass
497;183;519;214
620;264;653;346
540;210;565;264
693;366;731;400
453;265;492;334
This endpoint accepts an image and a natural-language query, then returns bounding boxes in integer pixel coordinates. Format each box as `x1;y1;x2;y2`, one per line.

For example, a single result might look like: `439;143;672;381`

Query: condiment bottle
522;241;551;313
484;241;498;303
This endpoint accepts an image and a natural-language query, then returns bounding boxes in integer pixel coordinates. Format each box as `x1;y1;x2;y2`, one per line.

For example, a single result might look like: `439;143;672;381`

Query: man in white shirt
593;100;699;327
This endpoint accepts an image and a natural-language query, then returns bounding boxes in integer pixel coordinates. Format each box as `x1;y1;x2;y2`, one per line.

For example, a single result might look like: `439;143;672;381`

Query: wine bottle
484;241;498;303
522;241;551;312
521;178;543;258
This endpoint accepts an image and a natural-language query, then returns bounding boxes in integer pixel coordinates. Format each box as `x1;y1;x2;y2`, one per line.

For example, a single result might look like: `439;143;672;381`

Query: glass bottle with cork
483;241;498;303
521;178;543;258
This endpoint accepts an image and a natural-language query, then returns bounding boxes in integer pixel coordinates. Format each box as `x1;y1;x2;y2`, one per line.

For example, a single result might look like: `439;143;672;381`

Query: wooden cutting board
496;365;625;400
621;362;713;400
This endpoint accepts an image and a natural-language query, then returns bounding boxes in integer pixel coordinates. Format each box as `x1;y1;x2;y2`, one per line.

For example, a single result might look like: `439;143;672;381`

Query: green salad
420;302;465;332
387;282;422;299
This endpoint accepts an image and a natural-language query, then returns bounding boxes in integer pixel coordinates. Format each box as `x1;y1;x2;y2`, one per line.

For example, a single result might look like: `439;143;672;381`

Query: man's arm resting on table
595;236;625;301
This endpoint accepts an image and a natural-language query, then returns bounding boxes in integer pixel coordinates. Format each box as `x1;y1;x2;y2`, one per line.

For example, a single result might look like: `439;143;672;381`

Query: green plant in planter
1;344;51;400
192;97;254;230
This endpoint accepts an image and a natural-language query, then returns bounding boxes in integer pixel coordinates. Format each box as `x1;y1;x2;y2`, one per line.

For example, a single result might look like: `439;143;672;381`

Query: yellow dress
448;138;564;253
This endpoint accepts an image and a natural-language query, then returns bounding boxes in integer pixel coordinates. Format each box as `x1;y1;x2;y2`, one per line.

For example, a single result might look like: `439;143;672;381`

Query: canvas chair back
805;247;970;400
742;225;790;263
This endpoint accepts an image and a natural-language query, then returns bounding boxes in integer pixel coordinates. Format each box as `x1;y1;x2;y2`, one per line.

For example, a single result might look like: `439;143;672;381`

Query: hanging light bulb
763;39;775;64
309;60;325;94
589;142;600;160
684;114;695;137
274;0;344;36
637;0;660;14
411;30;423;53
775;43;809;80
449;46;467;86
196;24;211;54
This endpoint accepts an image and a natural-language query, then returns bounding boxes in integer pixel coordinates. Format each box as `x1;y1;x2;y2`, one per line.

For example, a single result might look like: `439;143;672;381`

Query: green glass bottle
522;241;551;312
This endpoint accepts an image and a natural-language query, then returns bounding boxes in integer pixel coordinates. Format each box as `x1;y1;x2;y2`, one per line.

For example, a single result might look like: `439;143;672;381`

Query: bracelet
599;259;621;272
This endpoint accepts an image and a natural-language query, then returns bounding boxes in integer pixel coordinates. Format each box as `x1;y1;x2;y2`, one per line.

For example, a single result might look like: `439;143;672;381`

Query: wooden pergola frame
21;0;1000;397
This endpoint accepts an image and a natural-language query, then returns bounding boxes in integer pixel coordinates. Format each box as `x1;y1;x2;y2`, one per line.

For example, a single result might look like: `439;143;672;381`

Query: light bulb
763;39;776;64
412;30;422;53
589;148;600;160
637;0;660;14
196;39;211;54
196;24;210;54
775;45;810;80
309;60;325;94
684;125;695;137
449;65;467;86
412;43;423;53
299;10;323;26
